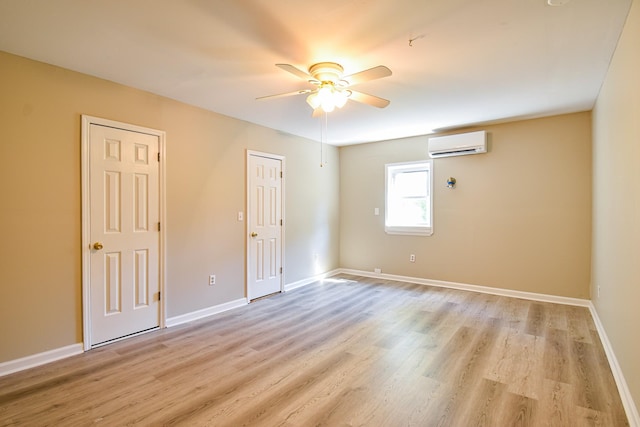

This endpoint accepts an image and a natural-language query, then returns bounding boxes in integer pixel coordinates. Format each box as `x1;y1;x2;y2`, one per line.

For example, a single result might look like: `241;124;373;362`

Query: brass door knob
93;242;104;250
250;232;258;237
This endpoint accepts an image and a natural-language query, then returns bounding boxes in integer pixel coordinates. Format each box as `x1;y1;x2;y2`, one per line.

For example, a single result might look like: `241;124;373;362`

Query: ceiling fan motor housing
308;62;344;84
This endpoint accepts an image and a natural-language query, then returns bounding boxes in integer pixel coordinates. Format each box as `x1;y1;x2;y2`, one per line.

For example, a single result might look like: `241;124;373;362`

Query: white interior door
247;152;284;300
88;123;160;345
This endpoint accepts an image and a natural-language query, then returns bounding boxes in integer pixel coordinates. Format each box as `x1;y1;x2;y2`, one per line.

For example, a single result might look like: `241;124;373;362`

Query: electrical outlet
410;254;416;262
374;268;381;274
597;285;601;298
209;275;216;286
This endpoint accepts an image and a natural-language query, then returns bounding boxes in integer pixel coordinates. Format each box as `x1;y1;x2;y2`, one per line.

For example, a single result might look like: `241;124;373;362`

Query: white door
88;123;160;345
247;152;283;300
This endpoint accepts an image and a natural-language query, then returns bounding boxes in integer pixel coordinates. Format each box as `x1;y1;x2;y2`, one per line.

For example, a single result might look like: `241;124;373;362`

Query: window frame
385;160;433;236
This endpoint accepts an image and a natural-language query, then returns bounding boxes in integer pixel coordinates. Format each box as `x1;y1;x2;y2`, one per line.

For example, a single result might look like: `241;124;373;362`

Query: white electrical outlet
374;268;381;274
597;286;601;298
410;254;416;262
209;275;216;286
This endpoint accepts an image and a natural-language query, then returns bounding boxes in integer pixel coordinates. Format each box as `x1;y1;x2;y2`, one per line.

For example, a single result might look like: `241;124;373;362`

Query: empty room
0;0;639;425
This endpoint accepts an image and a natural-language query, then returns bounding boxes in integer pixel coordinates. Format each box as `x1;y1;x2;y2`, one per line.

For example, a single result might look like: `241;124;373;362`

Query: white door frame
246;150;285;299
81;115;167;351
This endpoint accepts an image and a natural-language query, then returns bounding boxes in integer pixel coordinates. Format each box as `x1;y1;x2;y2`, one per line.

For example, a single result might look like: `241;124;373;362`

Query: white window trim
385;160;434;236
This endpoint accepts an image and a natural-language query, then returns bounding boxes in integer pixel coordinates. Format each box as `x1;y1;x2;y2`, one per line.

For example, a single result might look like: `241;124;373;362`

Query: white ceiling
0;0;633;145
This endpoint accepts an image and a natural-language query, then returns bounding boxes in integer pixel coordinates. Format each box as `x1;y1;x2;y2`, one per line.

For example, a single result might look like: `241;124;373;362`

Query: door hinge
156;291;161;301
280;267;283;274
157;222;161;231
280;219;283;226
280;171;283;178
157;152;160;162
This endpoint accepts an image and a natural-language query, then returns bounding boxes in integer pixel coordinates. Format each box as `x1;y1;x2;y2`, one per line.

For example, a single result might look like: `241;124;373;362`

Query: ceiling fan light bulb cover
321;99;336;113
306;93;321;109
317;85;336;111
334;91;349;108
318;85;333;99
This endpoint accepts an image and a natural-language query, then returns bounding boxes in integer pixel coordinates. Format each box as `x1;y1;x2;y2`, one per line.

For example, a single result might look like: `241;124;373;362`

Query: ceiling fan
257;62;392;115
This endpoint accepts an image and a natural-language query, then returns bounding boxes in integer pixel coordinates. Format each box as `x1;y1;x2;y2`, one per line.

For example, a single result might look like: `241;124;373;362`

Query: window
385;161;433;236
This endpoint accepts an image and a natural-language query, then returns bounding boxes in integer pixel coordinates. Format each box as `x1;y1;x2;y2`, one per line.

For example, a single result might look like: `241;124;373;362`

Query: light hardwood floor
0;274;629;426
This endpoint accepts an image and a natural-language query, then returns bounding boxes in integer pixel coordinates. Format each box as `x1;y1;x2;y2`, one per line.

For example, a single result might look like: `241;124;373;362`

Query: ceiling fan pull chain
320;112;325;167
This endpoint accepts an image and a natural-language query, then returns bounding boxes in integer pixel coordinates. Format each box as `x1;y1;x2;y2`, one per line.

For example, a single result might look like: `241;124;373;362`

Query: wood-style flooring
0;274;629;426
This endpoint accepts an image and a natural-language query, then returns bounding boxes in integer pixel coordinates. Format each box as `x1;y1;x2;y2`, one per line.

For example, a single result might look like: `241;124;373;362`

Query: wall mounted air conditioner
428;130;487;158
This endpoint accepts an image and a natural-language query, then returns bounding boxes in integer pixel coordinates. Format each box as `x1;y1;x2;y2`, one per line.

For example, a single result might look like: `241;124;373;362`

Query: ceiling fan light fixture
306;92;321;109
334;90;350;109
308;85;351;112
317;84;337;112
321;100;336;113
317;84;333;98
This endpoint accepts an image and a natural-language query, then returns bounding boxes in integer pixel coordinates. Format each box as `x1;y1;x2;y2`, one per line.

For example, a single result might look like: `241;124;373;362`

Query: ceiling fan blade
276;64;315;82
256;89;312;100
349;90;390;108
342;65;392;86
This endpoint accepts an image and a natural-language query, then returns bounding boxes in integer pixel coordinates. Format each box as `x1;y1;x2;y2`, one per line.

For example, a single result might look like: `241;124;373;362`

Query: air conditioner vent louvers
428;130;487;158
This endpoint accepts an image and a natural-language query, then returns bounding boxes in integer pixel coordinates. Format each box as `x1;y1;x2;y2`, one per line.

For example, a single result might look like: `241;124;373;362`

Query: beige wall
4;15;638;418
0;51;340;362
340;113;592;298
592;0;640;412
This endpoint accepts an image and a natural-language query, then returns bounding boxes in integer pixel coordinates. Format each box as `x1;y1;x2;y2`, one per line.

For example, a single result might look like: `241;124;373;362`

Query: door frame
81;115;167;351
246;150;285;300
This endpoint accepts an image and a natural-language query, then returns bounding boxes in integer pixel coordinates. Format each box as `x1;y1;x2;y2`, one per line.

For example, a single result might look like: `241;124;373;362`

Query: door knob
250;232;258;237
93;242;104;250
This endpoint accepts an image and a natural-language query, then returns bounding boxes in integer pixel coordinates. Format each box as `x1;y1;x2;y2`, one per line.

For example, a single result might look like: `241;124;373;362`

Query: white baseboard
165;297;248;328
0;343;84;377
337;268;591;307
165;270;342;327
0;298;250;376
588;303;640;427
284;269;342;292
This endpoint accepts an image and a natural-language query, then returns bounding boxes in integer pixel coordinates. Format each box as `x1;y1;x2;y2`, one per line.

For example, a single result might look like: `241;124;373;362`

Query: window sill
385;226;433;236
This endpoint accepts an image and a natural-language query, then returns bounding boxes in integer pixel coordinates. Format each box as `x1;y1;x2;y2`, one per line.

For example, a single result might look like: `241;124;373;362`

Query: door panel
105;252;121;314
134;249;149;307
89;124;160;345
248;154;283;300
